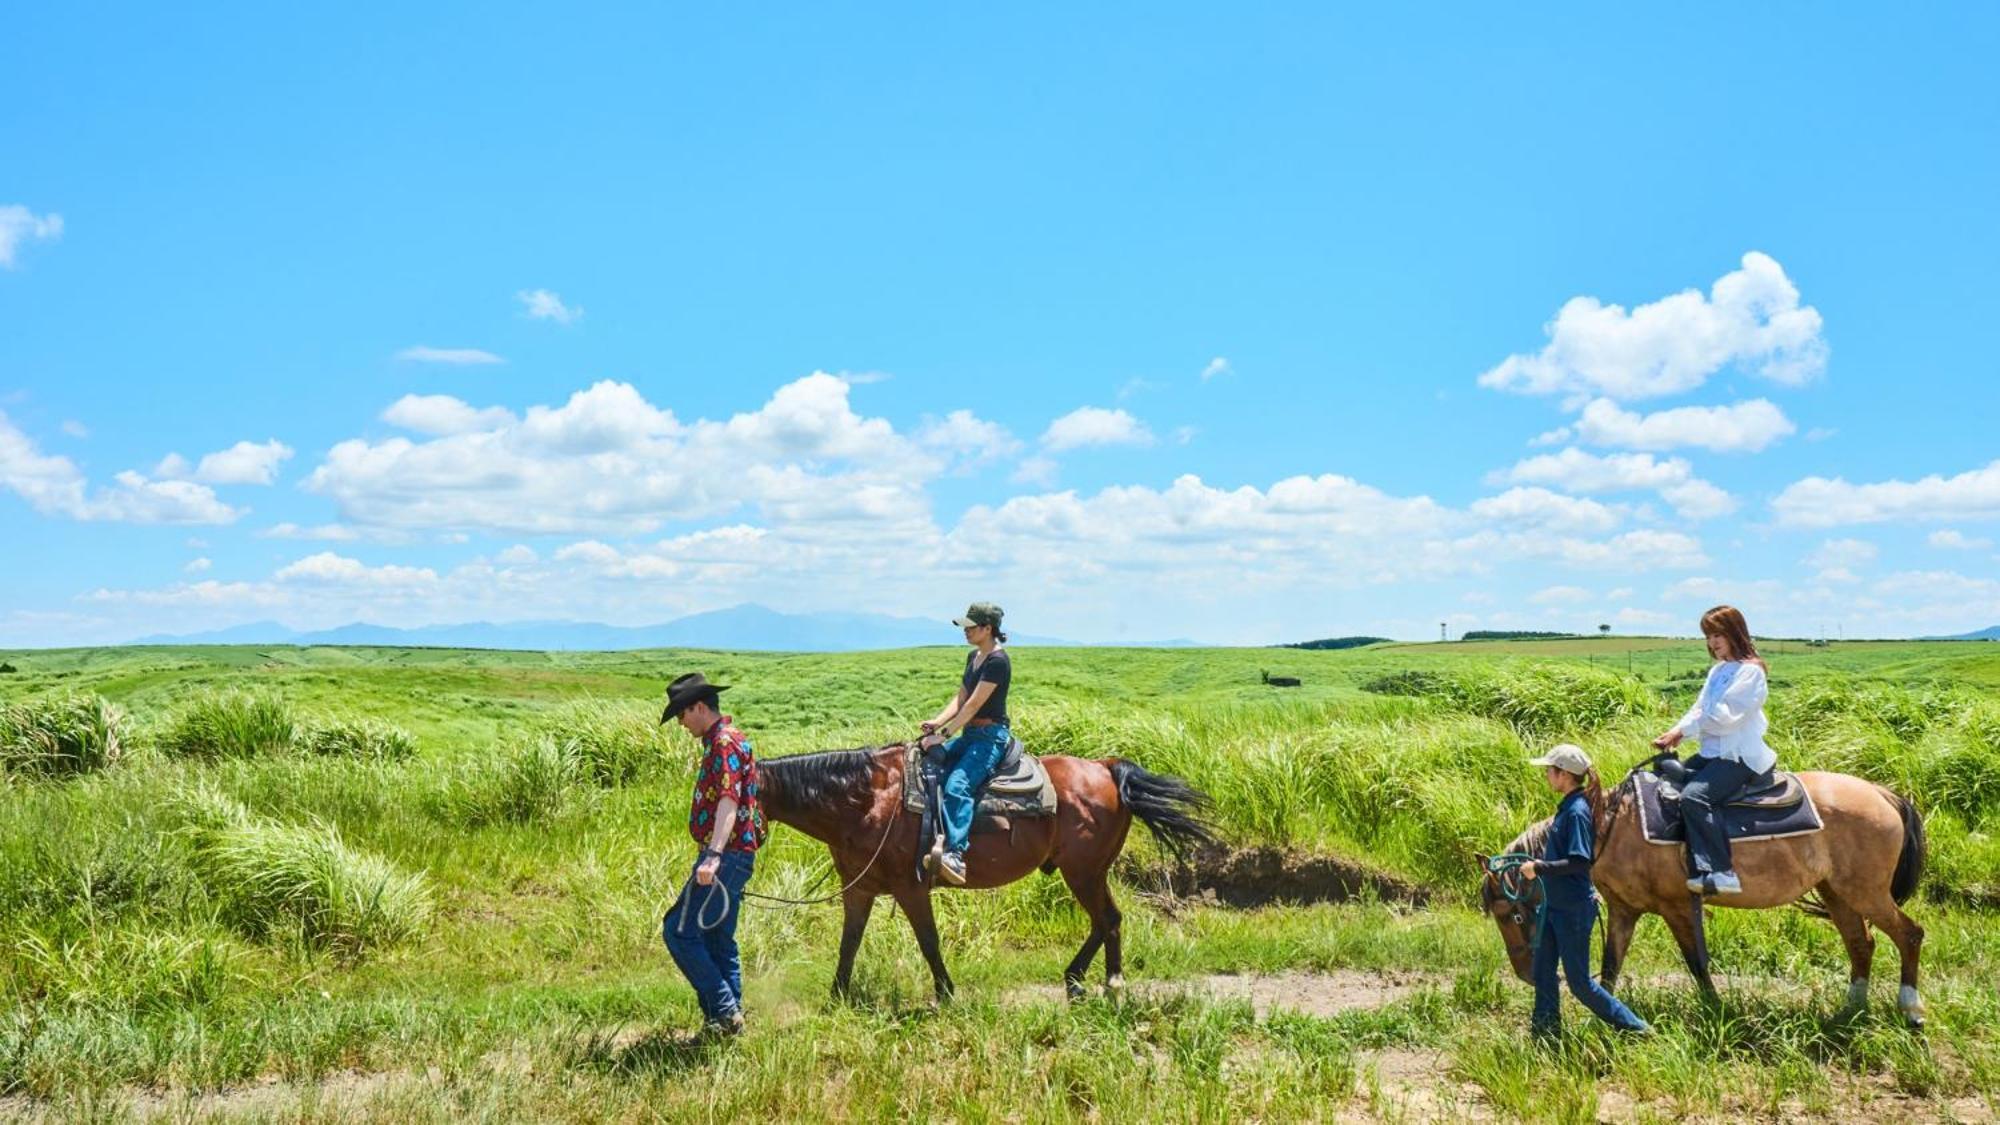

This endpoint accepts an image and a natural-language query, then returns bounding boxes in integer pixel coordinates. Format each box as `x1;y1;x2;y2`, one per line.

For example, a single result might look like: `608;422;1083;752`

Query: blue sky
4;5;1998;645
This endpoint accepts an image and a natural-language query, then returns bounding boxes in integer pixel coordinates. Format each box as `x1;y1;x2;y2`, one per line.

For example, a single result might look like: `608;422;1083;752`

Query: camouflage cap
951;602;1004;628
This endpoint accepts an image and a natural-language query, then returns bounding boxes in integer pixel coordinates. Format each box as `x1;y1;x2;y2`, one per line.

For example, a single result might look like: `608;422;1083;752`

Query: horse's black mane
759;746;888;808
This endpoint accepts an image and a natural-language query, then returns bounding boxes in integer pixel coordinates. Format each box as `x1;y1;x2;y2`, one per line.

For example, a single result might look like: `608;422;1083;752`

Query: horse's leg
1057;863;1121;999
1599;896;1641;994
1816;886;1876;1017
1845;886;1926;1027
1658;899;1718;1000
893;887;955;1002
830;888;875;1000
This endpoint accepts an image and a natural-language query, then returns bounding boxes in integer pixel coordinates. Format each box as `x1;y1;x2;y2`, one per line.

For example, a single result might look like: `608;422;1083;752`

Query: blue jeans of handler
938;724;1010;856
1681;756;1756;876
1532;902;1648;1035
662;849;755;1024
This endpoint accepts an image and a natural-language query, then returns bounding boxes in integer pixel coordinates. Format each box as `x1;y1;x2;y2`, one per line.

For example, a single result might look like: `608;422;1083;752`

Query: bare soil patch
1009;968;1442;1018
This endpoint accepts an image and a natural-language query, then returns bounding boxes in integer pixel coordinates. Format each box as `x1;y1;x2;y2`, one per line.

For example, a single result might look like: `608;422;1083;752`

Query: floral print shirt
689;714;763;852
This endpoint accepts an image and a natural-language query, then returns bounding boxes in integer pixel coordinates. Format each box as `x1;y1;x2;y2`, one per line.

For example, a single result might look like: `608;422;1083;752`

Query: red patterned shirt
689;715;763;852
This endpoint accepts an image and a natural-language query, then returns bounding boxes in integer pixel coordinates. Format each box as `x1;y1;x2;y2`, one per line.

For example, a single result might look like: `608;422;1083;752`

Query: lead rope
1483;852;1548;956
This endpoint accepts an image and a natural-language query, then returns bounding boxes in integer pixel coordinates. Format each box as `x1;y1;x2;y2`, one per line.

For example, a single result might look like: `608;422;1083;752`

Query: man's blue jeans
1531;903;1648;1035
937;724;1010;856
662;849;755;1024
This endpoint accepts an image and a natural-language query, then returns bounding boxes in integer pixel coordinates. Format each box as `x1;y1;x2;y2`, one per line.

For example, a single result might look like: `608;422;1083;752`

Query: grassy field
3;638;1998;1122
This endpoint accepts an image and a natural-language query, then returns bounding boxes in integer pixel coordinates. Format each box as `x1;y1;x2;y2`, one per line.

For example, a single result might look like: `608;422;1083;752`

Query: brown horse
1480;769;1930;1026
757;743;1217;1001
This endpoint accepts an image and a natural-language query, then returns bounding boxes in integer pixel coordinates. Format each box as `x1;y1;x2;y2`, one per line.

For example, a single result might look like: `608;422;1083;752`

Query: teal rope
1484;852;1548;956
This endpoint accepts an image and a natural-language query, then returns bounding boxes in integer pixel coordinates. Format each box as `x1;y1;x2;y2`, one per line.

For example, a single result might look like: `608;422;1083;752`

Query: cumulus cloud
1478;252;1826;402
184;557;212;573
382;394;518;436
1573;398;1796;453
395;346;504;365
1772;459;2000;527
305;373;928;535
1468;487;1621;534
193;440;293;485
0;412;241;525
1200;357;1232;382
1806;538;1878;571
0;205;63;268
259;522;363;542
1929;529;1993;551
517;289;581;324
273;552;438;587
1492;448;1737;520
1041;407;1155;451
915;409;1022;472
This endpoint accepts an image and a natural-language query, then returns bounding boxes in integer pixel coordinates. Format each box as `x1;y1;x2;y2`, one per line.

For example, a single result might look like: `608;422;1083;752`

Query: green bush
535;702;674;786
160;692;298;760
1363;663;1657;737
0;693;125;778
171;784;431;957
296;718;417;762
428;736;593;827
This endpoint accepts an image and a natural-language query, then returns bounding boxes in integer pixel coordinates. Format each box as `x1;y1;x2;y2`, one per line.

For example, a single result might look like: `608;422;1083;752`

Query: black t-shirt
960;647;1011;726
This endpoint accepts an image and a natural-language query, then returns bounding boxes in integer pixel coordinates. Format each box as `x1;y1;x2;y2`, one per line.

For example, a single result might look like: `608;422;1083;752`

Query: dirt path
1008;968;1442;1017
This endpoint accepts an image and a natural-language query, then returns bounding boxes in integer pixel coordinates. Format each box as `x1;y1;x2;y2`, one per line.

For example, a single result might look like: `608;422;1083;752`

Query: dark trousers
1680;757;1755;876
662;849;755;1024
1531;903;1648;1034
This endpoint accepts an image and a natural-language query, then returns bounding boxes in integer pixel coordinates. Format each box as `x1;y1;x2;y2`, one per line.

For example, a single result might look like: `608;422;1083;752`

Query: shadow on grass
565;1026;722;1078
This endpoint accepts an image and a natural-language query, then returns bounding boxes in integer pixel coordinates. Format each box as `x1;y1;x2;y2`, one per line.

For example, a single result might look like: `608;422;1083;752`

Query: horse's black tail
1109;759;1221;862
1885;786;1927;905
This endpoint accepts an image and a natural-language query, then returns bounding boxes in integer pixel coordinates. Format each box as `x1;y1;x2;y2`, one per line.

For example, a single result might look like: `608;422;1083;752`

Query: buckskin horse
758;742;1217;1000
1479;765;1930;1026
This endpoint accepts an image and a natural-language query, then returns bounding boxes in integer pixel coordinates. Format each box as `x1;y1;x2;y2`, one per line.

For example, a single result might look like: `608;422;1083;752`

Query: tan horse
1480;769;1929;1026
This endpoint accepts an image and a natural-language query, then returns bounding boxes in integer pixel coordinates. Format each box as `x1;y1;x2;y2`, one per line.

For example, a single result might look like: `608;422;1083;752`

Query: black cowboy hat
660;672;729;723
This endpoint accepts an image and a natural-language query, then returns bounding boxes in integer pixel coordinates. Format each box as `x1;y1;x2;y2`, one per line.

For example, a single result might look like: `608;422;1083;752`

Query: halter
1482;852;1548;961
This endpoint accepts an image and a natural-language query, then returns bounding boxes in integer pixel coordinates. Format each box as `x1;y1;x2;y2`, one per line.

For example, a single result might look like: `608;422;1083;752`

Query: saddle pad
1634;771;1823;846
901;744;1057;818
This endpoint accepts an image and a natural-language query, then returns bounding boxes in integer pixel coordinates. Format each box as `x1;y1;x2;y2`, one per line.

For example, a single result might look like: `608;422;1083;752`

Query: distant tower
1440;622;1447;643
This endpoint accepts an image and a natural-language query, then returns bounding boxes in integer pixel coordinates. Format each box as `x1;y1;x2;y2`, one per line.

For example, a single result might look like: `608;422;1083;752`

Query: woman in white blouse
1651;605;1777;897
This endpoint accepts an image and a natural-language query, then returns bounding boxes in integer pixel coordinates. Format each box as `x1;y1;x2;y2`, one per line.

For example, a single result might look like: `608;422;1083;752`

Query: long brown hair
1700;604;1766;670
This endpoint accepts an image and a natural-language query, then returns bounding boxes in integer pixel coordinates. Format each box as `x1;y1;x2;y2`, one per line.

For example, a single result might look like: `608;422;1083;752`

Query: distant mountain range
130;604;1195;652
1934;625;2000;641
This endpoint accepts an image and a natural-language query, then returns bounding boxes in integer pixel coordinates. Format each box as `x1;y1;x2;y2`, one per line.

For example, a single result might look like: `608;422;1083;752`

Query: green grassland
3;639;1999;1122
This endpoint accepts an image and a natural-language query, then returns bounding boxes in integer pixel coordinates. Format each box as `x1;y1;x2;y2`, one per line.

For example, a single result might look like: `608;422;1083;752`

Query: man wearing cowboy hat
659;672;764;1037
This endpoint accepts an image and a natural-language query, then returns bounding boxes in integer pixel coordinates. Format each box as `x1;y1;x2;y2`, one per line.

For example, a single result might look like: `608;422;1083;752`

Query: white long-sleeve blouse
1669;660;1777;774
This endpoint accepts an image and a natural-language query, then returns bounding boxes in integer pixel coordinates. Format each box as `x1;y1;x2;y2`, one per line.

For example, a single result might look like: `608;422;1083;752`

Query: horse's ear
1473;852;1489;868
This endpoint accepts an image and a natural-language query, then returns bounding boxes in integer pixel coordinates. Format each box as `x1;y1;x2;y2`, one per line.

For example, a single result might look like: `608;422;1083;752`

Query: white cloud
60;420;88;438
1469;487;1621;534
517;289;581;324
1493;448;1736;520
915;410;1021;472
1614;607;1674;627
1011;456;1058;487
1200;357;1232;382
496;545;538;565
1929;529;1993;551
184;557;212;574
1772;460;2000;527
273;552;438;587
0;205;63;268
1531;585;1595;605
1478;252;1826;402
1663;576;1786;604
193;440;293;485
1573;397;1796;453
259;522;363;542
305;373;930;535
1806;538;1877;570
0;412;241;525
395;346;504;365
1530;426;1573;446
1041;407;1155;451
382;394;518;436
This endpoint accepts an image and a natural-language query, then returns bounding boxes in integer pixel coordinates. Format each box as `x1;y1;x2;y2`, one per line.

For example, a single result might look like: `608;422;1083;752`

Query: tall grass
297;717;419;762
0;692;124;778
1363;662;1660;737
172;783;432;957
534;700;676;786
159;691;298;759
427;736;594;827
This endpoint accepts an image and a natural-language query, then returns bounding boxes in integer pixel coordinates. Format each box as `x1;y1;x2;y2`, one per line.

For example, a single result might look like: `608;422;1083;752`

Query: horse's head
1475;854;1542;984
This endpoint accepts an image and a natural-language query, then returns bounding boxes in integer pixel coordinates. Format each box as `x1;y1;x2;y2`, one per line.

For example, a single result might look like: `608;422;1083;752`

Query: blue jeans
938;724;1009;856
662;849;755;1024
1532;902;1648;1035
1681;756;1756;876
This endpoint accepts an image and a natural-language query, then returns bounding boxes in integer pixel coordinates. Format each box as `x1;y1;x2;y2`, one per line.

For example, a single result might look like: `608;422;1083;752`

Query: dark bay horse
1480;769;1929;1025
758;743;1218;1000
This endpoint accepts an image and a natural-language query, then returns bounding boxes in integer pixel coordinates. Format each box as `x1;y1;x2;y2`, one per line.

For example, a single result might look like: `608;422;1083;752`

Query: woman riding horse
1652;604;1774;897
919;601;1013;886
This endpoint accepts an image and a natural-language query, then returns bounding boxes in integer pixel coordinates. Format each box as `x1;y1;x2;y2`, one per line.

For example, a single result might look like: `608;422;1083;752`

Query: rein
1483;852;1549;959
